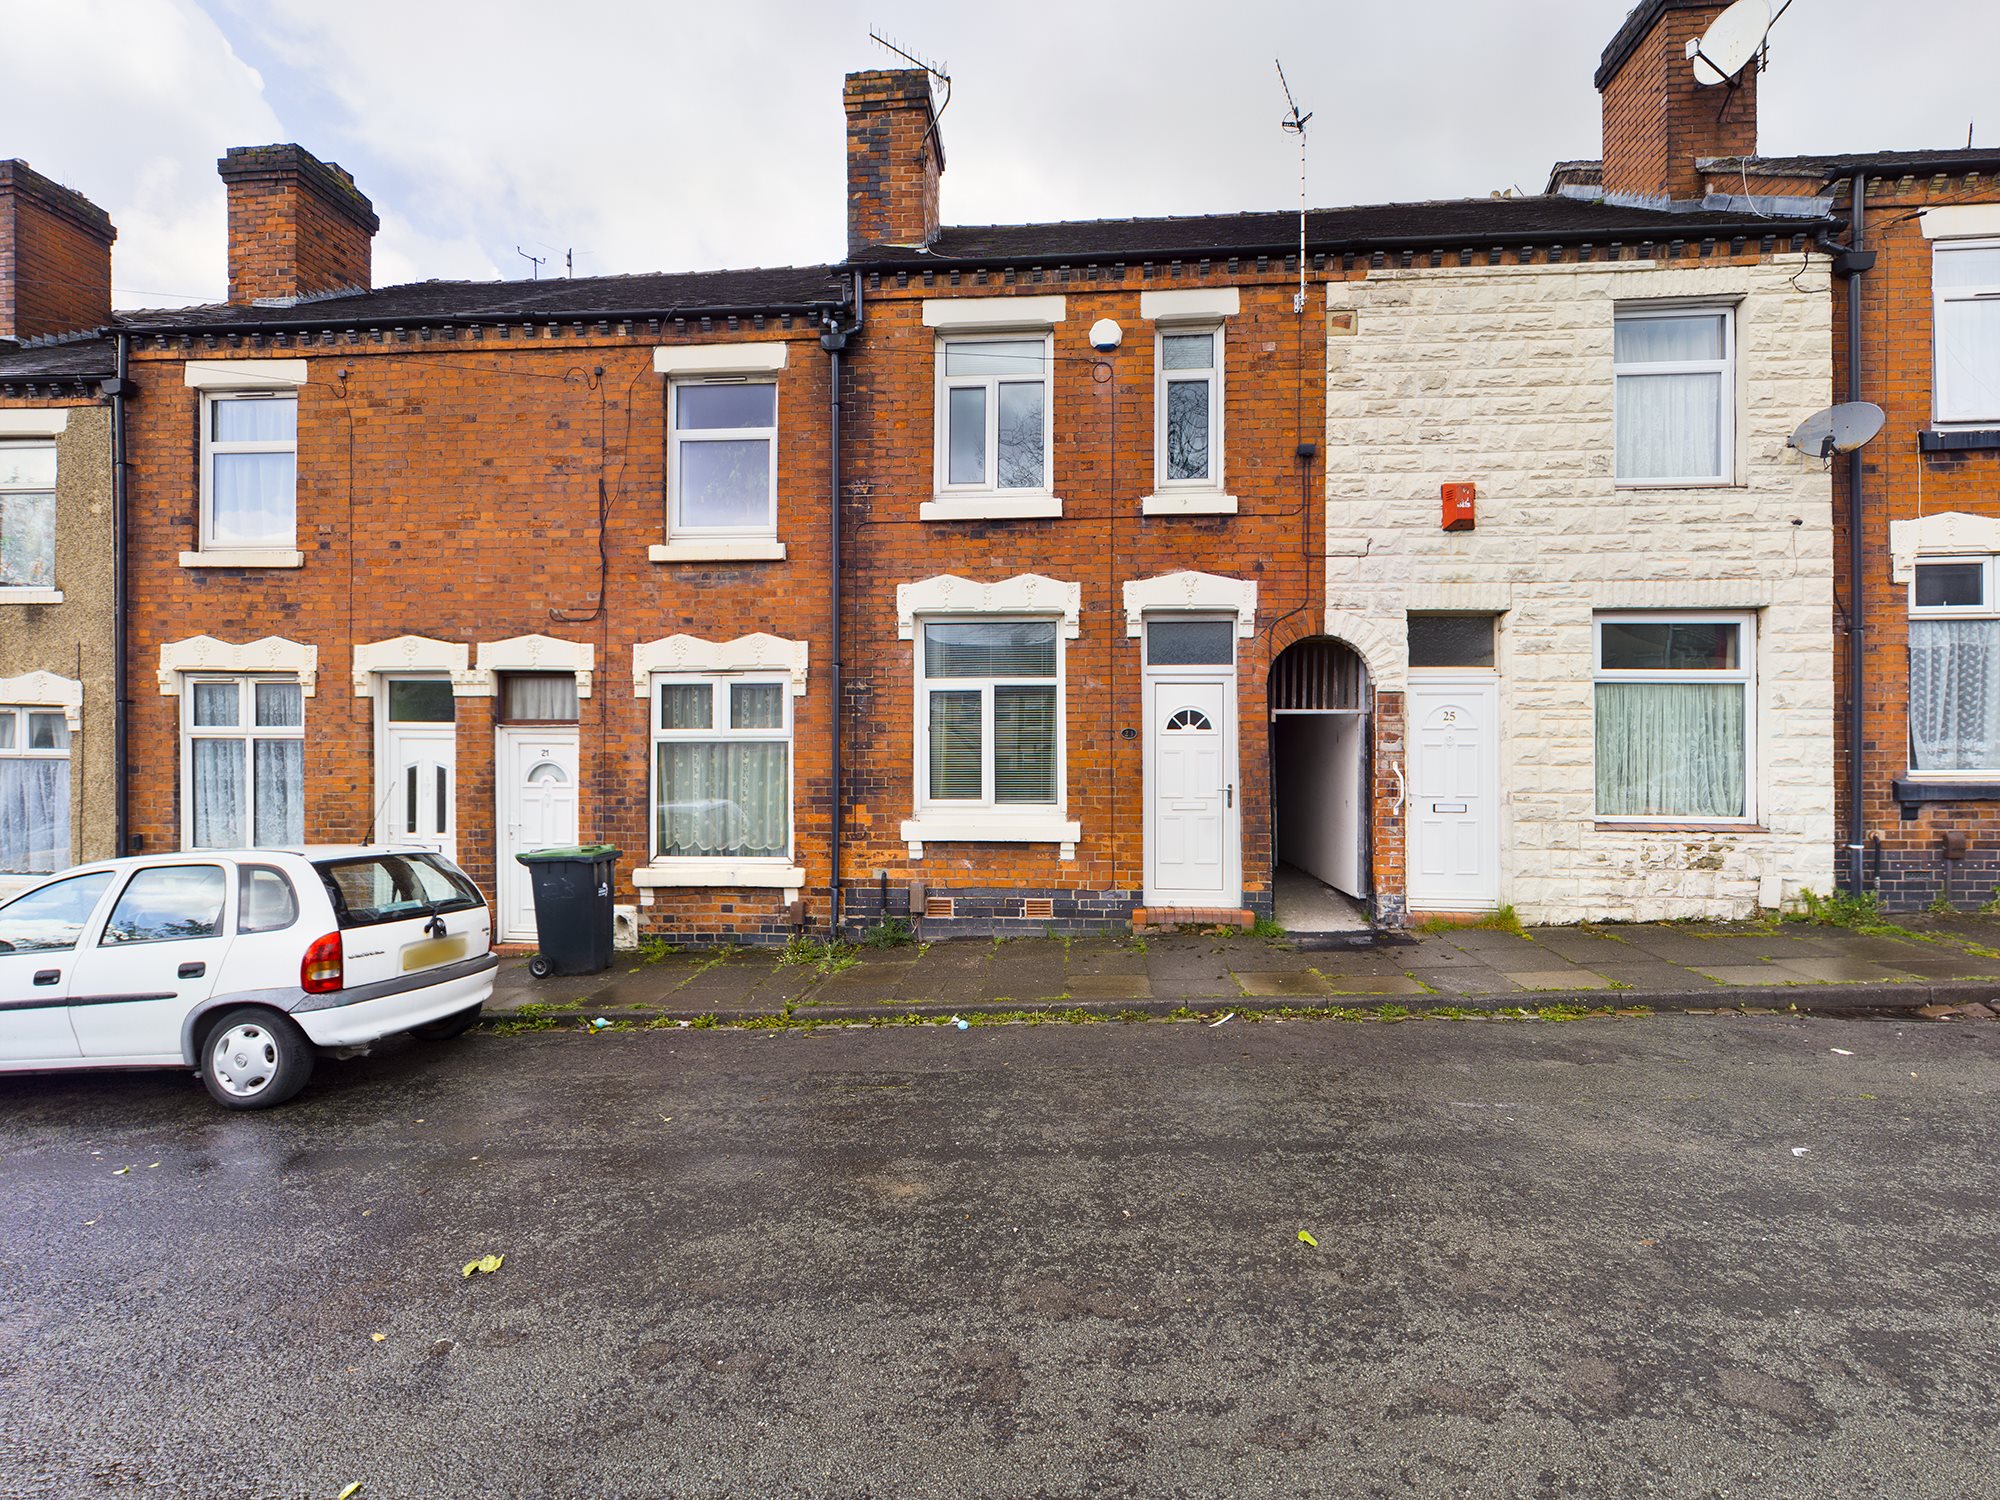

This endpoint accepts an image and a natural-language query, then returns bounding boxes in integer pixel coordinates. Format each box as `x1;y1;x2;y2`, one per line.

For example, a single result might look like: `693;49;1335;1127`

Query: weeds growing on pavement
860;918;916;949
778;935;860;976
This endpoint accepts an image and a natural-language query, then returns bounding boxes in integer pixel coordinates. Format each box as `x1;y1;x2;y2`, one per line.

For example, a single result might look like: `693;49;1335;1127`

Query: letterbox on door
1442;482;1476;531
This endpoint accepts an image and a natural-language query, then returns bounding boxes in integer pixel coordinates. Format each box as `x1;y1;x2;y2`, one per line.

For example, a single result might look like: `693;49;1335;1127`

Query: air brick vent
1022;898;1055;920
925;897;955;919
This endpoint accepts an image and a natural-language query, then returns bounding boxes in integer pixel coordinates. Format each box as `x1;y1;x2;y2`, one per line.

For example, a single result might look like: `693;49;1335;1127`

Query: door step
1131;907;1254;932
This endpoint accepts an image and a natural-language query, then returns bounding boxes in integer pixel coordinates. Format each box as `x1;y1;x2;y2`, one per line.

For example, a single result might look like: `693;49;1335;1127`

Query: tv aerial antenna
1276;59;1313;314
515;246;547;280
1687;0;1795;112
868;28;952;159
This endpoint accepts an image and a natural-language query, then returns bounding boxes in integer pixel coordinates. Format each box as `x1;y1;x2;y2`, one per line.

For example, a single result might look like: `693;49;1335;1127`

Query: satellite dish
1789;402;1886;459
1686;0;1772;86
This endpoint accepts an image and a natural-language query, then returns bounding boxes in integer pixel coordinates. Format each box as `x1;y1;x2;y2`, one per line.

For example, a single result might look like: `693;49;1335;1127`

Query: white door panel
496;730;579;943
1406;678;1500;911
1145;678;1237;905
379;726;456;861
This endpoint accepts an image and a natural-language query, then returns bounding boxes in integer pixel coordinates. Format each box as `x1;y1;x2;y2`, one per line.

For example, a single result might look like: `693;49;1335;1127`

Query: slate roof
121;263;849;333
854;195;1826;268
0;335;116;383
1699;148;2000;181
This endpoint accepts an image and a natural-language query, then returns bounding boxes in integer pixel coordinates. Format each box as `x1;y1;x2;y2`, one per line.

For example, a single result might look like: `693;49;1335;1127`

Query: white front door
1406;676;1500;911
496;729;579;943
1145;677;1238;906
378;725;456;860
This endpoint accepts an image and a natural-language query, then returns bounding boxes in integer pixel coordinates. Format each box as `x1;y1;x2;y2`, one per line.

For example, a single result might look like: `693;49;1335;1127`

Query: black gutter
1844;173;1869;895
844;218;1834;275
116;300;844;339
111;330;130;857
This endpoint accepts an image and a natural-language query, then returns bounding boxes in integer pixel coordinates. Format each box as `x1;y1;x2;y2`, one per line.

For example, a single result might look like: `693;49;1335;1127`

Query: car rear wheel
411;1003;482;1041
200;1008;315;1110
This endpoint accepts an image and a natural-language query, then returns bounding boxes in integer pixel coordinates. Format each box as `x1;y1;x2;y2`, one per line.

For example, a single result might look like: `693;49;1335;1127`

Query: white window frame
914;615;1066;816
1612;303;1737;488
180;673;306;849
1906;553;2000;777
1591;611;1757;824
931;330;1055;511
0;439;59;600
1933;238;2000;426
647;672;795;867
1152;323;1225;495
0;704;72;873
666;377;779;542
199;390;298;552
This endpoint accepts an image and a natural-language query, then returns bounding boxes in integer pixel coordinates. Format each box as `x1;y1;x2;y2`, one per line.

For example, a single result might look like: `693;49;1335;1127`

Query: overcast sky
3;0;1994;310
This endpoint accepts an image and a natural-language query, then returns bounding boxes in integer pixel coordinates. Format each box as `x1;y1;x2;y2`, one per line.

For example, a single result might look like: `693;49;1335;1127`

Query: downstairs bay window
1909;556;2000;773
650;676;791;862
183;676;305;848
1593;614;1754;823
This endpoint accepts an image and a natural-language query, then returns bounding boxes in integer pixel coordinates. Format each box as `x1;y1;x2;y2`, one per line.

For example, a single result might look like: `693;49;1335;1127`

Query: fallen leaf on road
338;1484;363;1499
461;1254;505;1278
1297;1230;1319;1248
1830;1048;1853;1056
147;1162;160;1169
1210;1012;1236;1027
370;1333;386;1343
111;1166;129;1176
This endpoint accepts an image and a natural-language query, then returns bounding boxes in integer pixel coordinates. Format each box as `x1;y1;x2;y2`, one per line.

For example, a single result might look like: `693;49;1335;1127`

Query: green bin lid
515;843;621;864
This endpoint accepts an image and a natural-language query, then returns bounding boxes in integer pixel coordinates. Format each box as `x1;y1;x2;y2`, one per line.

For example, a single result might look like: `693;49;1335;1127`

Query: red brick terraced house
1558;0;2000;911
116;146;849;945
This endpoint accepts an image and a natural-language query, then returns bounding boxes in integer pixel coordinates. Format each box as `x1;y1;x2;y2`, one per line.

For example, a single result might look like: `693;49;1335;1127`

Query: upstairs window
0;442;56;590
936;336;1050;495
1155;327;1222;490
1934;241;2000;424
669;381;778;537
201;392;297;549
1613;306;1734;485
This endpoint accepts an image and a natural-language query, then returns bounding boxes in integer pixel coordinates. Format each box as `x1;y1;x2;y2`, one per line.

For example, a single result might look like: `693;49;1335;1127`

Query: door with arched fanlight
1142;616;1239;908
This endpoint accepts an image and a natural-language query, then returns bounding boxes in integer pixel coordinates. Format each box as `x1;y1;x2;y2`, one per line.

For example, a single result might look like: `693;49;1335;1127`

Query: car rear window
314;853;484;930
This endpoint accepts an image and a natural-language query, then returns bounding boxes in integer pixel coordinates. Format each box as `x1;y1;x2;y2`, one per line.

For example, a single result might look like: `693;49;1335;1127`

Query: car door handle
178;962;206;979
33;969;59;986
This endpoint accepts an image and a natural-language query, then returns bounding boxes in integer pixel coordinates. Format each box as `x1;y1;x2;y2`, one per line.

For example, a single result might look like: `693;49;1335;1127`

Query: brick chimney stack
219;144;378;306
844;69;944;255
0;161;116;343
1597;0;1759;201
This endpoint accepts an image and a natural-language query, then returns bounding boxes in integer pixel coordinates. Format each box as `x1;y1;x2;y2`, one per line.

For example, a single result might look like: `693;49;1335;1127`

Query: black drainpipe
110;330;130;855
1845;172;1868;895
820;272;863;934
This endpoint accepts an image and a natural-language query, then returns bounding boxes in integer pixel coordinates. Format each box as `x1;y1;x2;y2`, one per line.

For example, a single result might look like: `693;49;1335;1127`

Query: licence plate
402;935;468;972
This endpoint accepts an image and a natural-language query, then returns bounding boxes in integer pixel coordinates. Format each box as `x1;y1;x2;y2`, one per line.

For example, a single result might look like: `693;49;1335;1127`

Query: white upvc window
0;441;57;591
917;618;1062;812
668;379;778;538
1593;613;1755;823
650;675;792;861
1908;554;2000;774
200;391;297;550
182;675;305;848
0;705;71;872
935;334;1052;497
1154;325;1223;491
1613;304;1735;485
1934;240;2000;425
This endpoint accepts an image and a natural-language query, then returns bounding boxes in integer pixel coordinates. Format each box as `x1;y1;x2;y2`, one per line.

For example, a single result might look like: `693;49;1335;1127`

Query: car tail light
301;932;344;994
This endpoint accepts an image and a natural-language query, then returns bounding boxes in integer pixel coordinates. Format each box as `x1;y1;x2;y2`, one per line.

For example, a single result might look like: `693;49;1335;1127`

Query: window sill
1592;821;1765;833
1612;479;1738;491
632;860;806;889
0;588;63;605
919;495;1063;522
1919;428;2000;453
1141;492;1238;517
180;549;304;569
647;540;787;563
901;814;1080;860
1893;777;2000;803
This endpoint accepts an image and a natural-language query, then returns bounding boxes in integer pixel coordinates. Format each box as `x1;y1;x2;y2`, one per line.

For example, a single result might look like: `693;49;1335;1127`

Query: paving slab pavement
486;913;2000;1025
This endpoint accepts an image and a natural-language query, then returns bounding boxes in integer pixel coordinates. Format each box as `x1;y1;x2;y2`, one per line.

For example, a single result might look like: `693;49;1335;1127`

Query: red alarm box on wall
1441;482;1476;531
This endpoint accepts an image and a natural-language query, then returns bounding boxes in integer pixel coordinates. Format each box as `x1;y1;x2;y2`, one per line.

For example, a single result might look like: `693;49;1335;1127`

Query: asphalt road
3;1013;1998;1500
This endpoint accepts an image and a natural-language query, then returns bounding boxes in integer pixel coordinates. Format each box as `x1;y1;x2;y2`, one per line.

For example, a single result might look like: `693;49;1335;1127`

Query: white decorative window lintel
1890;512;2000;583
631;633;809;697
474;635;594;698
159;635;317;696
1122;571;1258;637
0;670;83;729
352;635;476;697
896;573;1082;641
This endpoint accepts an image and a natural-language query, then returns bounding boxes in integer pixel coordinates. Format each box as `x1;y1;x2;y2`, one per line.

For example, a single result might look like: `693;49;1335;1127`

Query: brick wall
1323;247;1835;923
844;71;941;254
0;161;115;341
219;146;377;304
837;267;1325;931
1599;0;1757;201
122;320;837;943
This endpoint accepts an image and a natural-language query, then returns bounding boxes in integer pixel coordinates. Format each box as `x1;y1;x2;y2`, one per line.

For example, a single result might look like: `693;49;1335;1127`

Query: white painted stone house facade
1318;256;1835;923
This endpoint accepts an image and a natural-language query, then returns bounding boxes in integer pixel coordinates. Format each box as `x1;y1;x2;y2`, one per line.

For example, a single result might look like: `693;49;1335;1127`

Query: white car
0;846;496;1109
